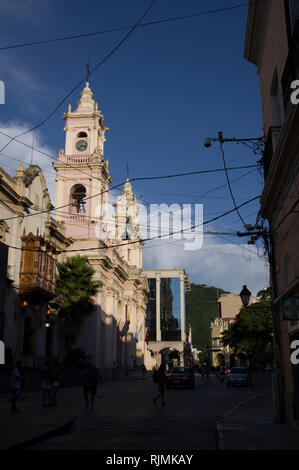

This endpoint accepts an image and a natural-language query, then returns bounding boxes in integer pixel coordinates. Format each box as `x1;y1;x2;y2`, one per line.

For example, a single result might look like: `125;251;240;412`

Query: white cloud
143;235;269;296
0;121;56;202
2;54;47;95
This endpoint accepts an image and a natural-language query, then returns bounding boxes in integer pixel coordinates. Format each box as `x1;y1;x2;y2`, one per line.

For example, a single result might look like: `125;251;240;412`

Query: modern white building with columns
143;269;192;368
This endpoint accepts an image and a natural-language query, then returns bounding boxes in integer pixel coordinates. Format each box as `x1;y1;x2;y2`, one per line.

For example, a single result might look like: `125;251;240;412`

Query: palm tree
54;255;102;351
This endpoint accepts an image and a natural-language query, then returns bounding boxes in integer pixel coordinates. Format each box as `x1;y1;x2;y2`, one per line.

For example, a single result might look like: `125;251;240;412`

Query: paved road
29;373;259;450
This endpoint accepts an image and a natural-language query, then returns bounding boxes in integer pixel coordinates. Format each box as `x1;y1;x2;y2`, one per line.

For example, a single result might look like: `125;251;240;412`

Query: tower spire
86;59;90;84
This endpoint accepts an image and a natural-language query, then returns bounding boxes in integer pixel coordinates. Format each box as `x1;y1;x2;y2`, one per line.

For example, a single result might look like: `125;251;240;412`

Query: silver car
227;367;251;387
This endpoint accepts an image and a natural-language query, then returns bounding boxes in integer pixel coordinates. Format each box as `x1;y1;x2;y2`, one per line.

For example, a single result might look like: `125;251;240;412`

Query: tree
221;288;273;367
54;255;102;350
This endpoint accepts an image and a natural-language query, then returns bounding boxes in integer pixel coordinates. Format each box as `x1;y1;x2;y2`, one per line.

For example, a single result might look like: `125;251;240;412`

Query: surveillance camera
204;138;211;148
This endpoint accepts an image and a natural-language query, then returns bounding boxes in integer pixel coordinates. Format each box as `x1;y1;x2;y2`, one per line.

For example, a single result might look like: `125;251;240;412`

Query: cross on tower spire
86;59;90;83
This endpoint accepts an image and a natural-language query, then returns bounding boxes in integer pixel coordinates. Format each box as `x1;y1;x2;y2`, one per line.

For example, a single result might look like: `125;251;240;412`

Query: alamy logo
290;80;299;105
290;340;299;366
0;340;4;364
95;200;203;251
0;81;5;104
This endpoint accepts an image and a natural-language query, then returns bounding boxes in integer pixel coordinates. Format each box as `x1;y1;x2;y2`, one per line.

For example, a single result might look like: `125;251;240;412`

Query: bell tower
54;82;111;241
109;179;143;269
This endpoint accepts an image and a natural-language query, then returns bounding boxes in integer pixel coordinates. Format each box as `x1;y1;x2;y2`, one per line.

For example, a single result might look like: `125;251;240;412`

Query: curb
216;422;225;450
216;393;262;450
3;416;77;450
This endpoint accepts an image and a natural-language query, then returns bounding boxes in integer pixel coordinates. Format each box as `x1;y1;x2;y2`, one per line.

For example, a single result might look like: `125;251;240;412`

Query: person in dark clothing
153;362;167;406
41;360;52;407
51;361;61;406
82;360;103;410
204;363;211;384
11;361;22;412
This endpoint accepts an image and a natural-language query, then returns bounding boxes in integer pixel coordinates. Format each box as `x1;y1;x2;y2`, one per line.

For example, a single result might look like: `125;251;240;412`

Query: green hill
186;284;229;360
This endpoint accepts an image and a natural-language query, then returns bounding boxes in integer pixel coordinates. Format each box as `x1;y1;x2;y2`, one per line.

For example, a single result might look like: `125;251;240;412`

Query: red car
166;367;195;389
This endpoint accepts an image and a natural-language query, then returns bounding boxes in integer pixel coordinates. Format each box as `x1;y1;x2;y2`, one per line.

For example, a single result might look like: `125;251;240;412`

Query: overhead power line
219;141;246;226
0;164;259;223
0;2;265;52
0;0;157;154
4;194;261;253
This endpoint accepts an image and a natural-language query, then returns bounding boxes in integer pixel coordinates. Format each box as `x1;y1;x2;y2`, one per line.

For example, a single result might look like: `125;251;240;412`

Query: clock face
76;139;88;152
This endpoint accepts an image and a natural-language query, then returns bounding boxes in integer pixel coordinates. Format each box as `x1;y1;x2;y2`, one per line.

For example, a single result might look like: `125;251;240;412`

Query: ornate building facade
244;0;299;425
54;82;149;378
0;164;71;367
210;293;251;367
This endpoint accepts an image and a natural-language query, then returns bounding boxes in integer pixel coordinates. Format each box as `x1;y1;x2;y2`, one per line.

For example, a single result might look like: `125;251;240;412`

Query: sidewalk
0;374;150;450
217;378;299;450
0;387;81;450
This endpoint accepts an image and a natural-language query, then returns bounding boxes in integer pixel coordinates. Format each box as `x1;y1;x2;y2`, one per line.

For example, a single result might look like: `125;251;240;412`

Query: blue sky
0;0;269;294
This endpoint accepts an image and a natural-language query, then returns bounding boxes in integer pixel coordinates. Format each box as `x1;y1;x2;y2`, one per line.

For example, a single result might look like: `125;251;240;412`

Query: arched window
70;184;86;213
77;131;88;138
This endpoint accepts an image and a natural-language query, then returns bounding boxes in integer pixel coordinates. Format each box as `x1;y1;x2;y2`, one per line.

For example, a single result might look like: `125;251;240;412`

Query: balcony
281;20;299;113
19;233;57;300
69;214;86;223
67;155;102;165
262;126;281;180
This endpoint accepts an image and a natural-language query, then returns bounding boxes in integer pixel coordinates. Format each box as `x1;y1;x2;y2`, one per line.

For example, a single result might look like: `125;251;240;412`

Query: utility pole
237;226;285;422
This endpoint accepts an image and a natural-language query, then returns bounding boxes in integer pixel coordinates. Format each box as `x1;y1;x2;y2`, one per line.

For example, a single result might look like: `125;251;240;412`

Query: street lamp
239;285;252;307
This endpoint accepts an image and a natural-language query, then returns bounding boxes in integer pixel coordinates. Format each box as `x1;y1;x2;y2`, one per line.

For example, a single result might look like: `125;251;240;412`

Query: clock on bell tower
53;82;111;242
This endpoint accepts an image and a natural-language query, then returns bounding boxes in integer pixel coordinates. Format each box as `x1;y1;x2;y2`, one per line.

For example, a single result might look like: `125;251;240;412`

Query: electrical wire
0;0;157;154
0;164;259;223
4;194;261;253
219;141;246;226
0;2;267;52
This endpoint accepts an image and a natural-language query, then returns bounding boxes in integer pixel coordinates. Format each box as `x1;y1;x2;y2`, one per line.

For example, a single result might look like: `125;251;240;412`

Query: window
270;69;282;128
70;184;86;213
160;277;181;341
77;131;88;138
288;0;299;35
146;278;157;341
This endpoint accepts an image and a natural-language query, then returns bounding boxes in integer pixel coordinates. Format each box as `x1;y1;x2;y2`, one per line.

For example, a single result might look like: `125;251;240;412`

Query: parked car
227;367;251;387
166;367;195;389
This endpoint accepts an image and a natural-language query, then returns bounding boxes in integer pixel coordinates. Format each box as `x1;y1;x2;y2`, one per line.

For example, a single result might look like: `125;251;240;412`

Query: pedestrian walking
252;366;264;393
41;360;52;407
97;369;104;398
218;363;225;383
204;364;211;384
82;359;103;410
112;362;119;380
130;355;135;371
51;361;61;406
198;362;204;382
141;364;146;380
11;361;22;412
153;363;167;406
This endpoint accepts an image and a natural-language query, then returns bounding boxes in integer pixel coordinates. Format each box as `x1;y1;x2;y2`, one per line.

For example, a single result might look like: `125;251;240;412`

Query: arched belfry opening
77;131;88;138
70;184;86;213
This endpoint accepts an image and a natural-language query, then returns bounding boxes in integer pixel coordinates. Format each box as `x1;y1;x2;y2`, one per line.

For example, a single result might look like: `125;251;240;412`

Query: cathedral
0;81;191;375
53;82;150;378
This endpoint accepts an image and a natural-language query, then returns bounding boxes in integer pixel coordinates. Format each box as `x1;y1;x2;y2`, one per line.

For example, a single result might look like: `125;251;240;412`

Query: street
27;372;263;450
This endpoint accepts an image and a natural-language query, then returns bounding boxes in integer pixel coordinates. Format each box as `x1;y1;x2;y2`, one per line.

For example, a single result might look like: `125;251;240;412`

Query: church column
180;275;185;342
156;276;161;341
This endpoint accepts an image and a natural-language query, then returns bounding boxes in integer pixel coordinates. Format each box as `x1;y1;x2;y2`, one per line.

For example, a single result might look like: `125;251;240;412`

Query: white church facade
53;82;151;378
0;82;192;376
